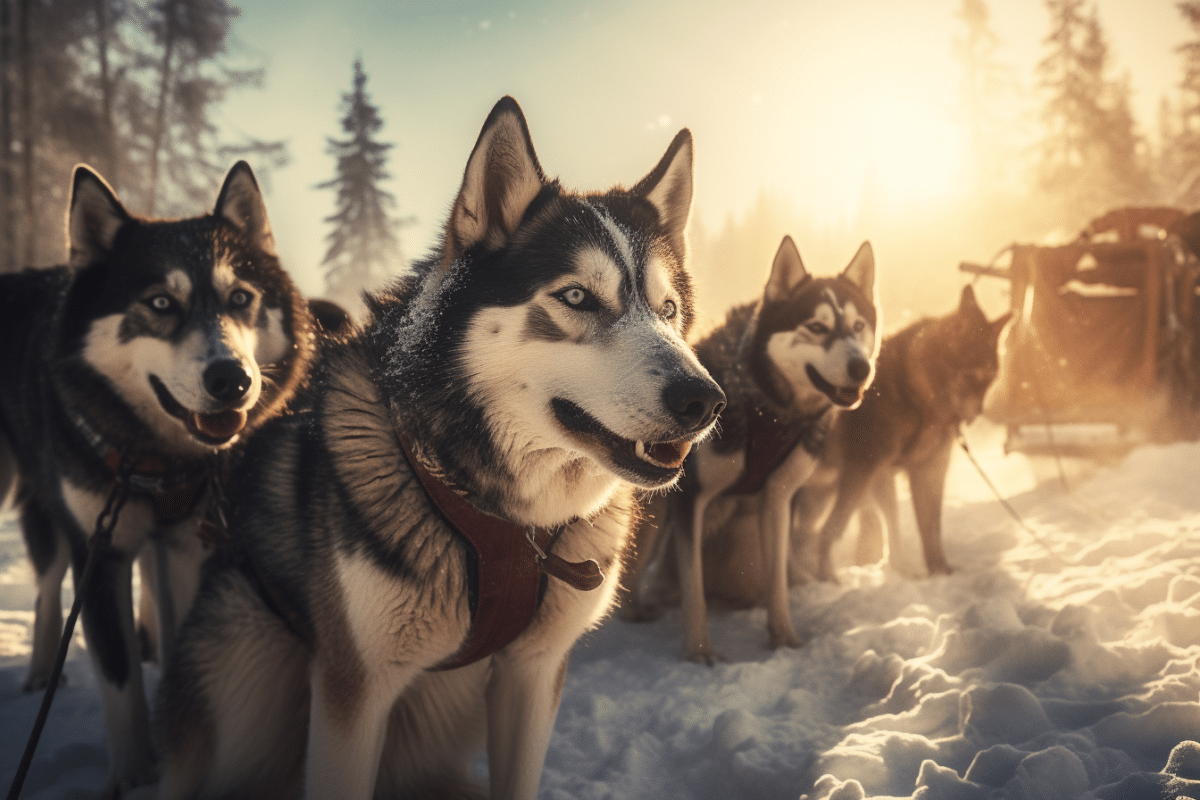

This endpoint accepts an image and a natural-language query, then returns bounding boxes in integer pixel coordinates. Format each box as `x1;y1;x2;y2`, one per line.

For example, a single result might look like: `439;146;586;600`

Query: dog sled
961;206;1200;459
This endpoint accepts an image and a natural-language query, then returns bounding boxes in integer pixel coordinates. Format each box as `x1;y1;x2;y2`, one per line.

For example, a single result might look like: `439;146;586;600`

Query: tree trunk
17;0;31;265
147;0;176;216
0;0;12;271
95;0;116;185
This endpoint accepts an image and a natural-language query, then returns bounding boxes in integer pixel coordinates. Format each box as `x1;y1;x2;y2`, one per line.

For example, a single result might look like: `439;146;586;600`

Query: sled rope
955;428;1070;566
6;456;135;800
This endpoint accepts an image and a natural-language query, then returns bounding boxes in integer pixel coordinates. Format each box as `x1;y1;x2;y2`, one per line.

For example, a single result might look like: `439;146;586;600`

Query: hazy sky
217;0;1188;297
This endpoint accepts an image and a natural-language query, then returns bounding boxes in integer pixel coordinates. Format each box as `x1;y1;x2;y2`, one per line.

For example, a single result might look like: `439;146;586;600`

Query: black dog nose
664;376;726;431
203;360;252;403
847;356;871;383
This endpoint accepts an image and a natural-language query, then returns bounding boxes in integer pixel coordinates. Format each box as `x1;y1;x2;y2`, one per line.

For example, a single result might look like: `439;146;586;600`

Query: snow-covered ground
3;422;1200;799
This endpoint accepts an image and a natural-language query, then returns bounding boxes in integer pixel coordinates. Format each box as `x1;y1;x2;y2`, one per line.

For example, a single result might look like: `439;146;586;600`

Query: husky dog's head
928;285;1010;424
59;162;316;458
742;236;879;412
371;97;725;525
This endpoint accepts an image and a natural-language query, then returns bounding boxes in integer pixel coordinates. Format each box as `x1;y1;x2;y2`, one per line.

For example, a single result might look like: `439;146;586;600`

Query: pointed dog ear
632;128;693;257
215;161;277;256
446;96;545;261
959;283;979;311
67;164;130;269
840;241;875;299
763;235;808;303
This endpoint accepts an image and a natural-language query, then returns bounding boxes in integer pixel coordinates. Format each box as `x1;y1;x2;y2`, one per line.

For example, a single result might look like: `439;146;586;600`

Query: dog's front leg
306;660;416;800
23;504;70;691
486;647;570;800
906;442;954;576
758;482;805;649
760;447;821;649
676;490;723;663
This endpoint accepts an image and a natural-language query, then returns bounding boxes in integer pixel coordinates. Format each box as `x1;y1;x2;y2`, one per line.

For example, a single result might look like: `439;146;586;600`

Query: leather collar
396;430;603;671
71;412;211;526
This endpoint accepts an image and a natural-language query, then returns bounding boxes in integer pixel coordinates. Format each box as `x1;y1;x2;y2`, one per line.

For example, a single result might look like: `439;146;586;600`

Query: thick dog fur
625;236;879;663
154;96;724;800
796;284;1010;581
0;162;317;794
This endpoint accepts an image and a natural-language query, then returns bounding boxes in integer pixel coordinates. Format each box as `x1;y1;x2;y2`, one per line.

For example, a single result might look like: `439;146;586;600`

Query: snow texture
3;423;1200;799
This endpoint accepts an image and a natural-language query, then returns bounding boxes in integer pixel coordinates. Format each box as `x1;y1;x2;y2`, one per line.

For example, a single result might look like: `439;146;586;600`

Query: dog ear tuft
633;128;693;258
215;161;277;256
840;241;875;300
447;96;545;261
763;235;808;303
67;165;130;269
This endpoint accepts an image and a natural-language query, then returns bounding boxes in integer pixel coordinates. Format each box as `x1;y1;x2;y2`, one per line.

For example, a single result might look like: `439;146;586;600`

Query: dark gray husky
155;97;724;800
0;162;318;794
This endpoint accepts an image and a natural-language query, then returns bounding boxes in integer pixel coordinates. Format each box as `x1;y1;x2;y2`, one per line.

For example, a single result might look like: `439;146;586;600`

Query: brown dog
797;284;1010;580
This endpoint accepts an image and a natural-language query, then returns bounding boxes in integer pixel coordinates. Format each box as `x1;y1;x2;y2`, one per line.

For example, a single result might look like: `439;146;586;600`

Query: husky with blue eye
0;161;319;795
154;96;724;800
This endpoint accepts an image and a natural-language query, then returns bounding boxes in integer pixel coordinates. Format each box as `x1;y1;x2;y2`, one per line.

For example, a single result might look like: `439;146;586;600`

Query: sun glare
867;100;969;208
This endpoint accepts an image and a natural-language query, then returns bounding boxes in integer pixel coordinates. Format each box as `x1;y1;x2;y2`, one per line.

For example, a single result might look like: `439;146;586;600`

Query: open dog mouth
551;398;693;486
805;364;865;408
149;374;248;445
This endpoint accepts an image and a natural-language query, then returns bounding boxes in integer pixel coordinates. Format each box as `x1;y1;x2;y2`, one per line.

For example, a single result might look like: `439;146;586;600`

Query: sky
215;0;1191;299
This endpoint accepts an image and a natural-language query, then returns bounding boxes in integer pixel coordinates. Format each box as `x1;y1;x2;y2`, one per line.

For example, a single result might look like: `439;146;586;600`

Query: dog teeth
634;439;690;469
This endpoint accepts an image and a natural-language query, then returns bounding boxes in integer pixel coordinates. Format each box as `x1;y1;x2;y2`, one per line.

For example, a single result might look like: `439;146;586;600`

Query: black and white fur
154;96;724;800
0;162;317;794
628;235;879;663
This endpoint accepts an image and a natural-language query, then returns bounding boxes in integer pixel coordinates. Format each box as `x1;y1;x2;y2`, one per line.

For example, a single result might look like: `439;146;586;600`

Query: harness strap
396;432;603;671
75;414;211;525
724;406;811;496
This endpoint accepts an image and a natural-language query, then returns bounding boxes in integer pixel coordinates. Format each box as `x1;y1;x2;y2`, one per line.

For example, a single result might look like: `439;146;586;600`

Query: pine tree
318;60;409;310
1035;0;1149;225
1174;0;1200;204
134;0;286;217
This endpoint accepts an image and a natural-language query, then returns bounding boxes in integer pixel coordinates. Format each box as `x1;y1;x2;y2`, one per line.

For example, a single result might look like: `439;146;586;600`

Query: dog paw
683;642;726;666
926;563;953;578
768;628;806;650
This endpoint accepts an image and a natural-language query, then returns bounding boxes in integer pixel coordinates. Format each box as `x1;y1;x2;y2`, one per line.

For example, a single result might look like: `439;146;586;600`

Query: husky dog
0;162;317;794
154;96;723;800
626;236;878;664
797;285;1010;581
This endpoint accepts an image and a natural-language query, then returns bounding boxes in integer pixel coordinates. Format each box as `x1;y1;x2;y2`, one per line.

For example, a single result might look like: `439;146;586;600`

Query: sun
865;99;969;208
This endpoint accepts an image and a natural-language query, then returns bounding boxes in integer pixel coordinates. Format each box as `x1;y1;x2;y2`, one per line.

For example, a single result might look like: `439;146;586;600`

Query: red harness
74;413;211;526
396;433;604;670
723;406;813;496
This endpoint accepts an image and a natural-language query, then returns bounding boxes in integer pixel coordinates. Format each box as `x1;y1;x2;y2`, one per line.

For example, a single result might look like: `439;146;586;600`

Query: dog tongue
648;440;692;468
190;409;247;440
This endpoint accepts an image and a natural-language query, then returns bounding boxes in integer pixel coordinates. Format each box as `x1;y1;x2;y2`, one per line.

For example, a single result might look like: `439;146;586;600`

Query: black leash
6;456;135;800
956;427;1070;566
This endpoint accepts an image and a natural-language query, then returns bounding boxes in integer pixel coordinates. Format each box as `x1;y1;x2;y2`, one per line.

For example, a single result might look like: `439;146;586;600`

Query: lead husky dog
626;235;878;663
155;96;724;800
0;162;317;794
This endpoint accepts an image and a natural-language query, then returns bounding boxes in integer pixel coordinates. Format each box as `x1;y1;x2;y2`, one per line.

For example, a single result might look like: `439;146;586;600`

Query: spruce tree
1035;0;1149;225
318;60;408;310
1173;0;1200;203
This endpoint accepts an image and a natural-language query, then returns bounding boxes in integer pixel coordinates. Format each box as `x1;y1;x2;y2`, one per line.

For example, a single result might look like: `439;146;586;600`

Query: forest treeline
688;0;1200;329
0;0;283;271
